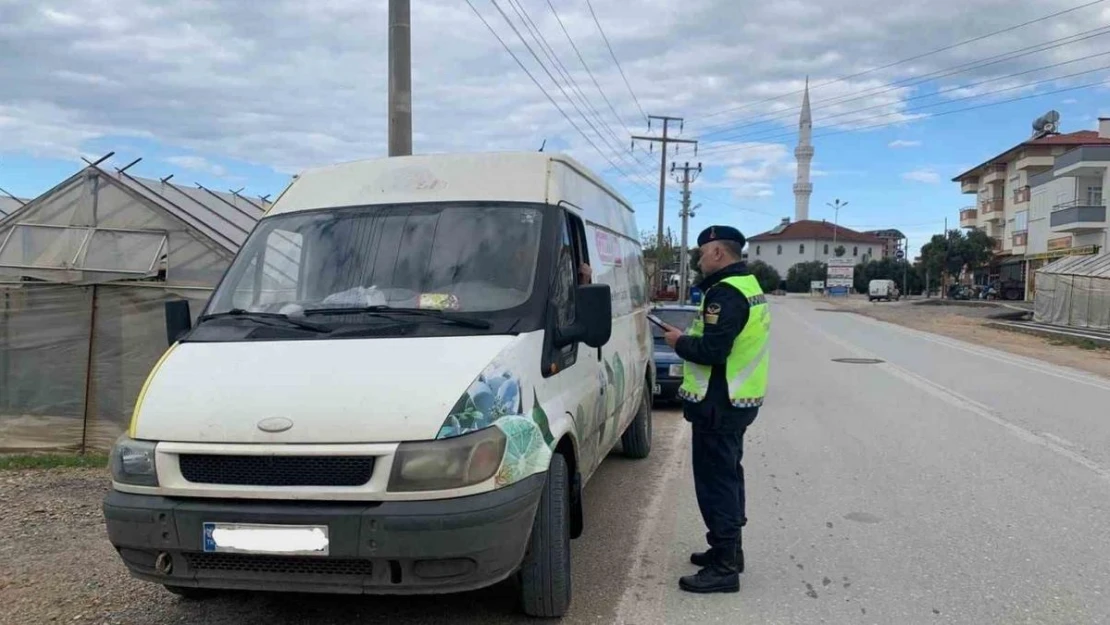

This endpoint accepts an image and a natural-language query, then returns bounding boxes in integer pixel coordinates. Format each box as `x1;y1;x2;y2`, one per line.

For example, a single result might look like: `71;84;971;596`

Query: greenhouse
1033;252;1110;331
0;160;270;452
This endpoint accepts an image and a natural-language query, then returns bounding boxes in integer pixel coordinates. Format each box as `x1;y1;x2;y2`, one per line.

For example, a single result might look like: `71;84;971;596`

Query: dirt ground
820;295;1110;379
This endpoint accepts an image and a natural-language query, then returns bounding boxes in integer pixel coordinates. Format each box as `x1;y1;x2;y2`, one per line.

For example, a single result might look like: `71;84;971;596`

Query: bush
785;261;828;293
748;260;782;293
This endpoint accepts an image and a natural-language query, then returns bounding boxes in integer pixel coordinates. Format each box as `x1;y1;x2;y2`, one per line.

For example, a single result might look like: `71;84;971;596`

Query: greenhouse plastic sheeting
1033;253;1110;331
0;283;211;452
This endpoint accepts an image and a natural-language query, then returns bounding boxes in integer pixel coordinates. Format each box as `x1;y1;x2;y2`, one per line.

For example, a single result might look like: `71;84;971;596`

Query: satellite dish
1033;110;1061;137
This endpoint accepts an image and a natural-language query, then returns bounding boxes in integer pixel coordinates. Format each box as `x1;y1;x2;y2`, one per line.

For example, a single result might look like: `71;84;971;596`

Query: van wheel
620;380;652;459
518;453;572;618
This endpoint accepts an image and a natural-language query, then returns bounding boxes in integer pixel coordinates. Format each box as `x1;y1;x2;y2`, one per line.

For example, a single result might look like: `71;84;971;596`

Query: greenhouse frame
0;159;270;452
1033;252;1110;331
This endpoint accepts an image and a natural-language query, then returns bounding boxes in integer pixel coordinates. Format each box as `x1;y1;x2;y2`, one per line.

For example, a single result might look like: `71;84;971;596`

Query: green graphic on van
436;369;555;488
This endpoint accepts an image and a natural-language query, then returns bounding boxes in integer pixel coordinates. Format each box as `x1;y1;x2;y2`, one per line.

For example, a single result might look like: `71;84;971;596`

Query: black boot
679;564;740;594
690;544;744;572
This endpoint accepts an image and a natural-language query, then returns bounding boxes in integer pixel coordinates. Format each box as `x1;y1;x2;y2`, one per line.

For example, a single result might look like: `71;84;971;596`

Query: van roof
267;152;635;218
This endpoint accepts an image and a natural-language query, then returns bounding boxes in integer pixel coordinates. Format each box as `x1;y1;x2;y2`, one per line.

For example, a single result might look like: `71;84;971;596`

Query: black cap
697;225;745;248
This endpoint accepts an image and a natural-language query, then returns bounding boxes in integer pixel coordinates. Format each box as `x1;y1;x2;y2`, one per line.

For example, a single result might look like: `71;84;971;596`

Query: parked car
650;304;700;403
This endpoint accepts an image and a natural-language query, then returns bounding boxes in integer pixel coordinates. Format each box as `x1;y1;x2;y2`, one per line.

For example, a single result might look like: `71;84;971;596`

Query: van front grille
184;553;374;576
178;454;375;487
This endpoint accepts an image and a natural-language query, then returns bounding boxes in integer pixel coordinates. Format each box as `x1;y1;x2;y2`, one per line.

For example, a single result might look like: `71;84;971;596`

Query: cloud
1062;98;1079;104
902;168;941;184
164;155;228;177
888;139;922;148
1;0;1107;194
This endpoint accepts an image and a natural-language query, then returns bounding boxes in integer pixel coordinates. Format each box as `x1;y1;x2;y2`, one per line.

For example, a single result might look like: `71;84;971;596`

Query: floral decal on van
436;369;555;487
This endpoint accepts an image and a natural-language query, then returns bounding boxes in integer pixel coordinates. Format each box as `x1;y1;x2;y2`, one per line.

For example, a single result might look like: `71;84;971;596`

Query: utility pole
827;198;848;252
672;161;702;304
632;115;697;294
388;0;412;157
903;235;910;297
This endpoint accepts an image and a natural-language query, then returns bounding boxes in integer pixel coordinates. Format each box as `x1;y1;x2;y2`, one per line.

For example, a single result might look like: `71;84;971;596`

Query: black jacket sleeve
674;283;750;366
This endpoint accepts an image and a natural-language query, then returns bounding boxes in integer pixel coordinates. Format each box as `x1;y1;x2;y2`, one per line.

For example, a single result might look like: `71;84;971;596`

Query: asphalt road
10;295;1110;625
619;296;1110;625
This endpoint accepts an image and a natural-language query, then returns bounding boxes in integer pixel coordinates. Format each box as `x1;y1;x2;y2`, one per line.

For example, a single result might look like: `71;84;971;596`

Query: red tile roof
748;220;885;244
952;130;1110;181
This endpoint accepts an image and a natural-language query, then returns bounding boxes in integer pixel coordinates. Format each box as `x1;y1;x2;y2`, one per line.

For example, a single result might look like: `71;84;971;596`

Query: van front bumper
102;473;545;595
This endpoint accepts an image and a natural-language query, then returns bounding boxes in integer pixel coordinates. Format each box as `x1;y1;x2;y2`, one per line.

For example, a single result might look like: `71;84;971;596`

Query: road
6;295;1110;624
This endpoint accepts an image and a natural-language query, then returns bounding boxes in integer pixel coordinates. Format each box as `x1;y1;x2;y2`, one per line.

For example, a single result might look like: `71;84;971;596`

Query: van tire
518;453;572;618
621;380;652;459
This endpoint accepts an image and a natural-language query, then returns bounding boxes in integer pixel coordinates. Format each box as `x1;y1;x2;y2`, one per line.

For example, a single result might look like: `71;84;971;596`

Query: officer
662;224;770;594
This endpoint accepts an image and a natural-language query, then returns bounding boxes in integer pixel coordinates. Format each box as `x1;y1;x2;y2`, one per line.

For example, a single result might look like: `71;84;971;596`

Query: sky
2;0;1110;256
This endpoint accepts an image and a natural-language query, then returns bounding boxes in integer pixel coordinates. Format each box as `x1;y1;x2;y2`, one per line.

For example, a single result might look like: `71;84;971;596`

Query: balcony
959;207;978;228
991;237;1004;252
1053;145;1110;178
960;178;979;194
1051;199;1108;233
1012;231;1028;249
982;164;1007;185
979;197;1004;221
1016;152;1055;171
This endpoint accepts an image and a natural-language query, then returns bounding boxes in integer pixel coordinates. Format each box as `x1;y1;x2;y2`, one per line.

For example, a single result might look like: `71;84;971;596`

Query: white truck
102;152;655;617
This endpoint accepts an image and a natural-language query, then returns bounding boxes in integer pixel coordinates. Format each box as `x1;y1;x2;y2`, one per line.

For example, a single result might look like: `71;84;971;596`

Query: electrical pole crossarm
630;135;698;144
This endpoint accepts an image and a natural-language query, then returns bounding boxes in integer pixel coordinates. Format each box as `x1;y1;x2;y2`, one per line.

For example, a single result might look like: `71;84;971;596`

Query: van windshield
206;202;544;318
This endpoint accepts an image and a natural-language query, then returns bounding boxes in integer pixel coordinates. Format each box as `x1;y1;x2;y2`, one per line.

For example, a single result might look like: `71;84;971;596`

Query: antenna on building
1032;110;1061;139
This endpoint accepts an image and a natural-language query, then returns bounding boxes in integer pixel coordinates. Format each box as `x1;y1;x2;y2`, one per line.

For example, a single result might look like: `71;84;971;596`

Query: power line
702;75;1110;158
699;24;1110;138
504;0;628;155
584;0;647;123
545;0;636;138
697;0;1108;121
464;0;653;198
706;52;1110;146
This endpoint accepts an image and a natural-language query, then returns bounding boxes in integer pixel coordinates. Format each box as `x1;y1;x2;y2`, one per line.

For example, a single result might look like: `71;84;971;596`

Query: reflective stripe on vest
678;274;770;408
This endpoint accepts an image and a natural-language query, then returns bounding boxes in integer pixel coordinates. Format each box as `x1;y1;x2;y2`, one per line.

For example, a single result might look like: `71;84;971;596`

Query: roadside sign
896;250;905;260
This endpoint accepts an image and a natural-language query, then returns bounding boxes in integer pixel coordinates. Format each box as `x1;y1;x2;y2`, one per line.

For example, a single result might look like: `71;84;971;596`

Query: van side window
551;220;577;328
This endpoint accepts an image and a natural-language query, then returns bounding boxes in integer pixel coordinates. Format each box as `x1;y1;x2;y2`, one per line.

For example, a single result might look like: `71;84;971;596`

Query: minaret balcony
794;145;815;158
793;182;813;194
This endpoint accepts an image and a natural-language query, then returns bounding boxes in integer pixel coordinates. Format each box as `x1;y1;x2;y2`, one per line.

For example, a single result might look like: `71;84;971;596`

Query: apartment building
863;228;907;259
748;218;886;277
952;117;1110;297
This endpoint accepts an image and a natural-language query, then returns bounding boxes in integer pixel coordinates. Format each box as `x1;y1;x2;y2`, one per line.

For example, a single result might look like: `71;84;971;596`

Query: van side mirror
165;300;193;345
555;284;612;349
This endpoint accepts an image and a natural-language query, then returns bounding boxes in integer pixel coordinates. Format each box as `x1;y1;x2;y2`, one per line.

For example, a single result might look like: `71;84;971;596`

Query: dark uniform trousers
686;402;759;566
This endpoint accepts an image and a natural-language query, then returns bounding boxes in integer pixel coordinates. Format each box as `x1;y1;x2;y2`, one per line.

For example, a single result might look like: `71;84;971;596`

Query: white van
102;152;655;617
868;279;900;302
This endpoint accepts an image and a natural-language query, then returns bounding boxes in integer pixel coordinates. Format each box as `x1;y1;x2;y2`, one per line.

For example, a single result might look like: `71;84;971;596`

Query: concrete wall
749;237;881;276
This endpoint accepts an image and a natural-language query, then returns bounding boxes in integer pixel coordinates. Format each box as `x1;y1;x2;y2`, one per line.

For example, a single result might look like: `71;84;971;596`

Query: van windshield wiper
303;305;491;329
199;309;331;333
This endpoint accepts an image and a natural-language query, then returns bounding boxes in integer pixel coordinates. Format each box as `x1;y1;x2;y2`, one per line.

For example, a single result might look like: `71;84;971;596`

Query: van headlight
388;426;507;492
109;436;159;487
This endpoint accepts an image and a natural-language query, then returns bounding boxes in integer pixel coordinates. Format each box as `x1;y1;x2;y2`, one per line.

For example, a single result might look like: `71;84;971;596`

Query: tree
918;228;995;286
748;260;782;293
786;260;827;293
853;257;924;294
834;245;846;257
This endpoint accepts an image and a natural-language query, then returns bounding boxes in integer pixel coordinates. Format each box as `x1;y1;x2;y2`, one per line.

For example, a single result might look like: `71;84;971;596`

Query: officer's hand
663;326;682;348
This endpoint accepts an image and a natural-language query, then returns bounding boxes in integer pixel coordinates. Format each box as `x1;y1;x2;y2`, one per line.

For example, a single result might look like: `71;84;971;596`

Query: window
824;244;829;255
208;202;544;316
550;215;578;329
868;247;873;257
853;246;858;257
777;245;782;255
1089;186;1104;206
1014;210;1029;233
756;245;761;256
799;244;805;254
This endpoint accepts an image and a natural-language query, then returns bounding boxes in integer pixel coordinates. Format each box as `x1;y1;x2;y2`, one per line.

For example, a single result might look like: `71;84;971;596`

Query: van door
542;209;605;478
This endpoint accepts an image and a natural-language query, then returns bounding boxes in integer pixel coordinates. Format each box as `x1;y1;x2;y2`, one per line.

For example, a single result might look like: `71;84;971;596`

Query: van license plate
652;384;661;395
202;523;329;556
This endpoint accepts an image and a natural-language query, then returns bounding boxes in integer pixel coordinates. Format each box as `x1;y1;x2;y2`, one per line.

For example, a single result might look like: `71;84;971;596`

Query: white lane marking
782;304;1110;484
614;419;692;625
816;302;1110;392
1041;432;1078;450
